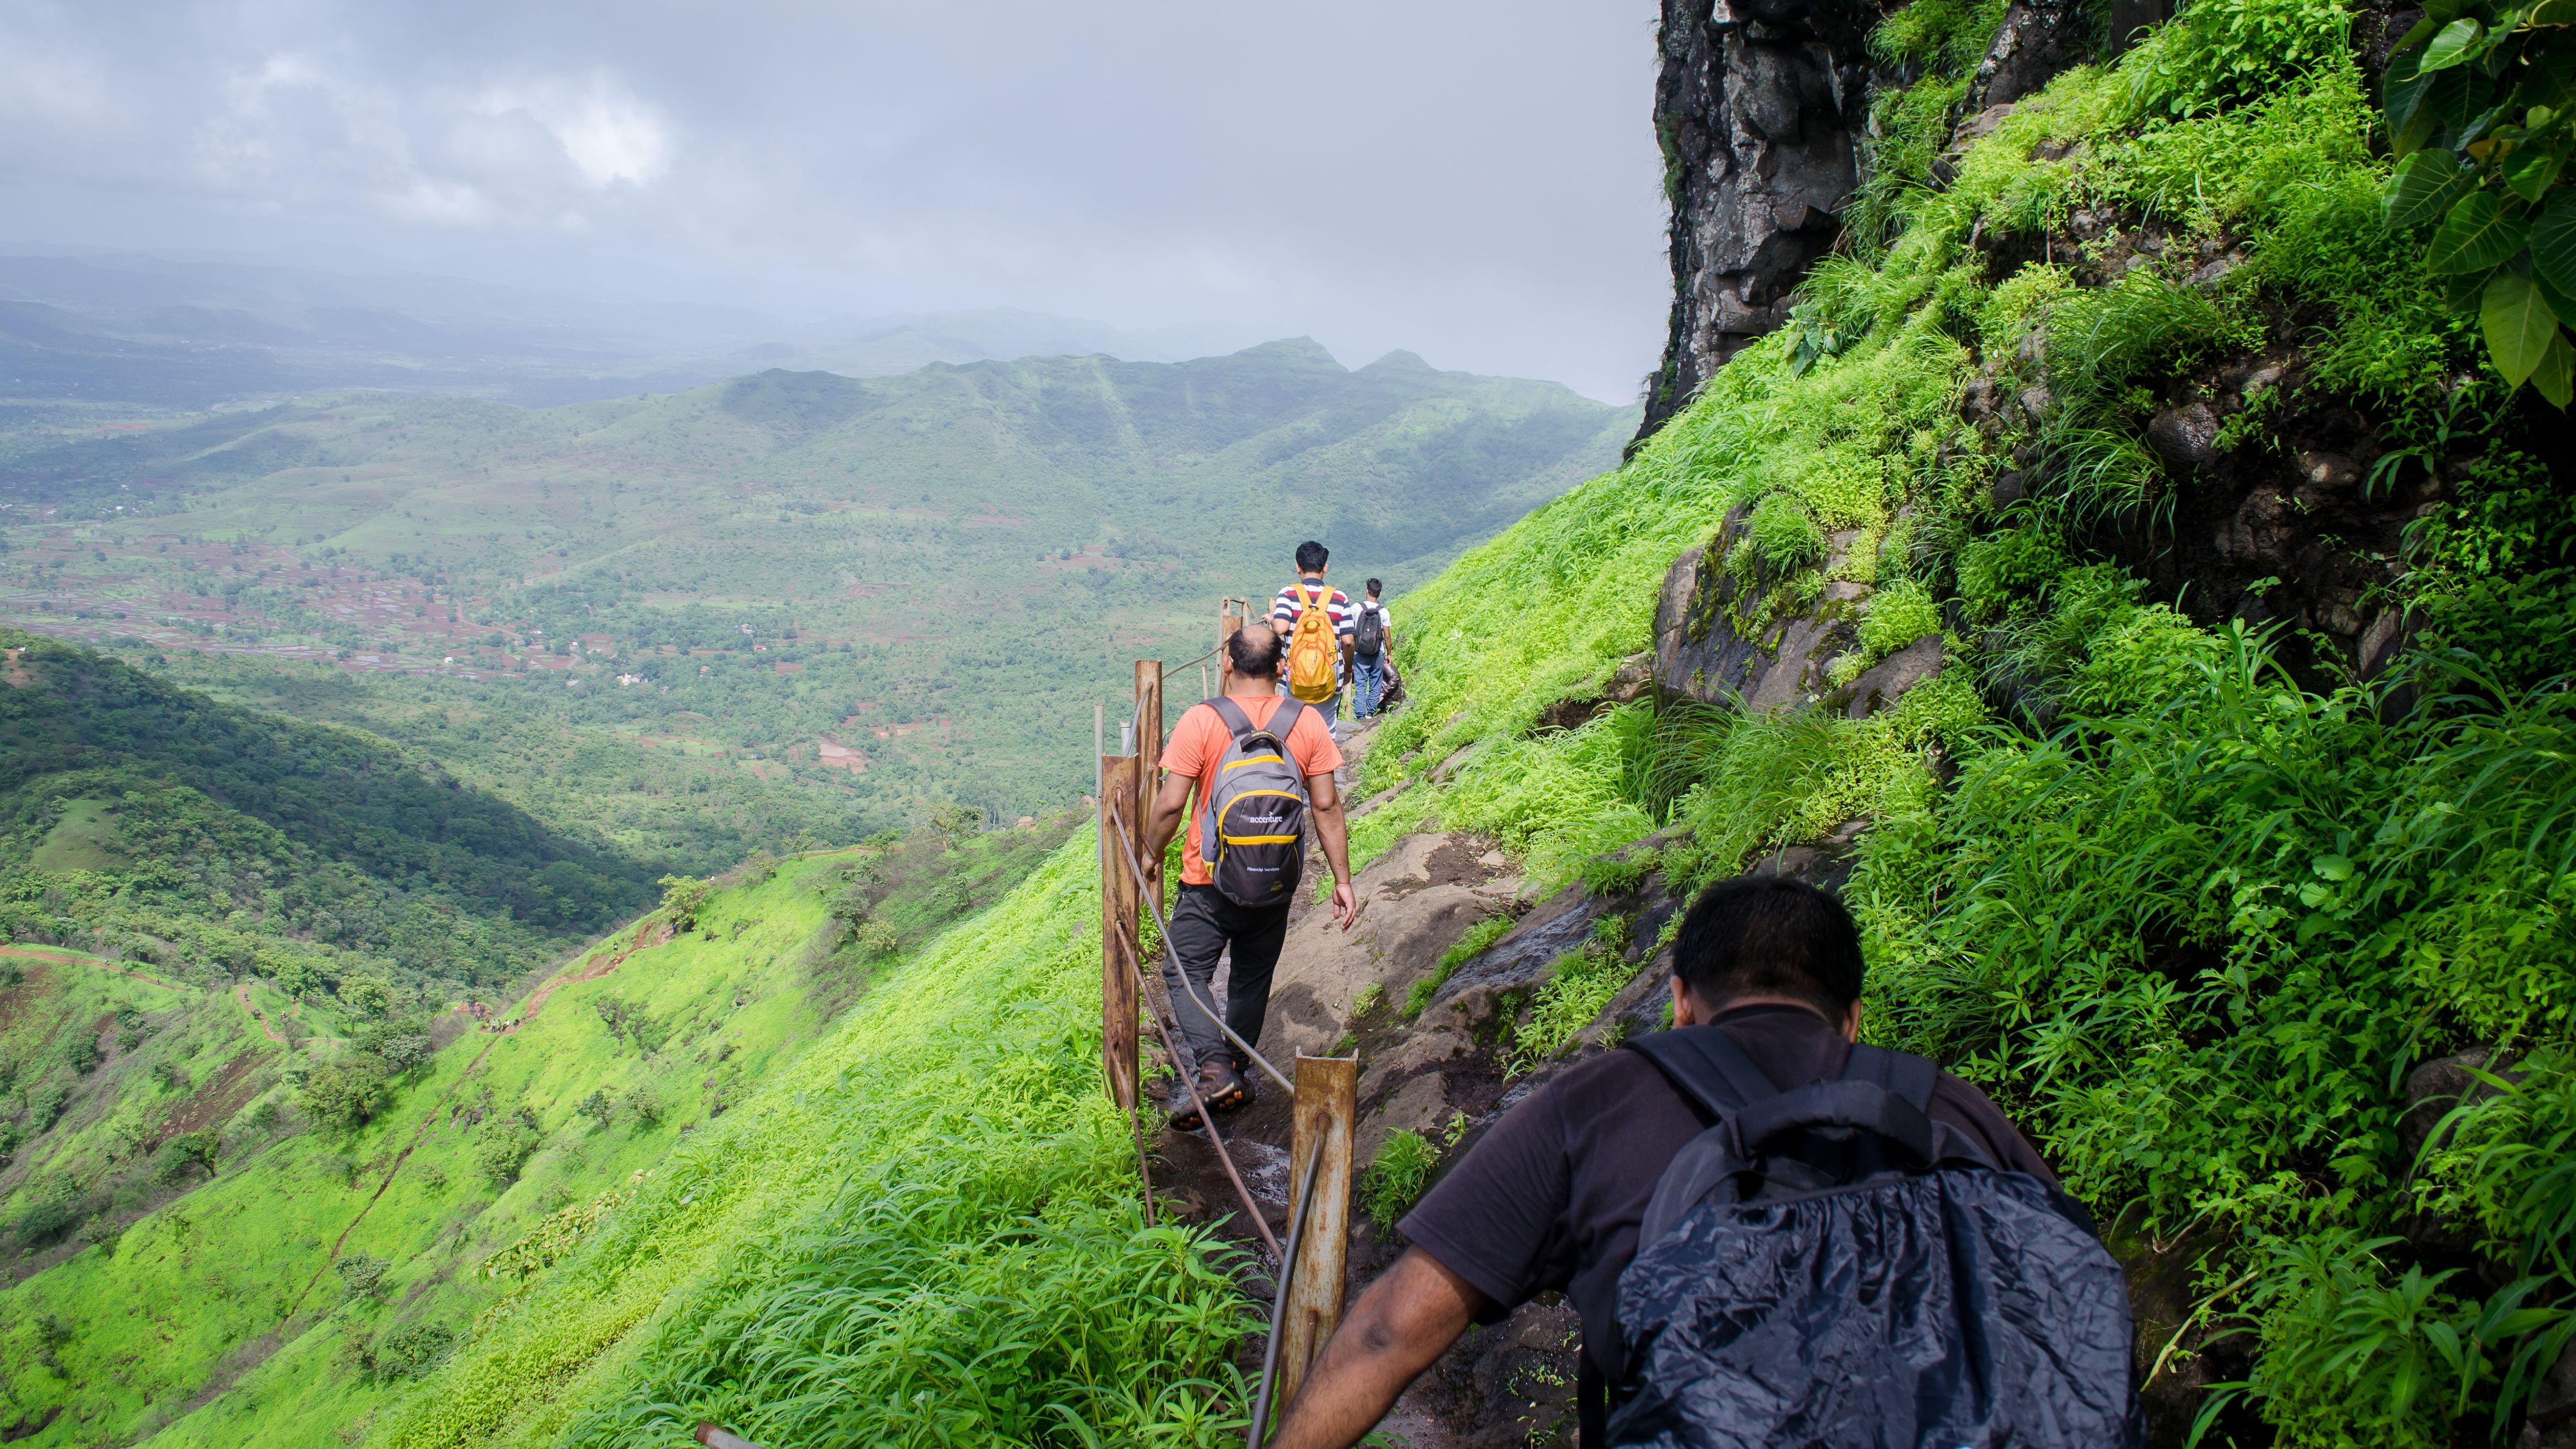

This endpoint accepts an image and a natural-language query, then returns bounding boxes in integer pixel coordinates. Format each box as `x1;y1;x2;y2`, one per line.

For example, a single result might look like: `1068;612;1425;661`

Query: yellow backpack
1285;583;1340;704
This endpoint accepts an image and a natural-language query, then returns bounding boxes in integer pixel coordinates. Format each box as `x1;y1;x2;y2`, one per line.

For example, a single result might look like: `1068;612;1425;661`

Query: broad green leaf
2447;267;2500;309
2429;191;2532;272
2505;145;2563;202
2540;271;2576;327
2420;17;2484;71
2533;0;2576;22
2532;326;2575;408
2386;149;2474;226
2312;854;2355;881
2482;271;2561;384
2386;51;2436;140
2532;191;2576;298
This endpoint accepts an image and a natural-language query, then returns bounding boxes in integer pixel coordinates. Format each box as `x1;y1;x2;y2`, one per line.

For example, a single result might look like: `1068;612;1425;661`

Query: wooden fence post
1133;660;1163;918
1277;1051;1357;1411
1098;755;1140;1110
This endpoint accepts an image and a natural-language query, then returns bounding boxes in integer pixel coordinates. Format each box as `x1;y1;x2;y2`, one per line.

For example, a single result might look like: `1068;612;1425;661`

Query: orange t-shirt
1163;693;1343;887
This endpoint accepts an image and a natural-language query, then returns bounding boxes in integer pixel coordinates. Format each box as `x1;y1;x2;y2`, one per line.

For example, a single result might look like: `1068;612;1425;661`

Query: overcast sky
0;1;1669;400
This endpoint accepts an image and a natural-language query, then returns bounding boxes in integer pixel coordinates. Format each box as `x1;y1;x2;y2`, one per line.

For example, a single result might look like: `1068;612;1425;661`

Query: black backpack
1354;603;1384;659
1591;1027;2144;1449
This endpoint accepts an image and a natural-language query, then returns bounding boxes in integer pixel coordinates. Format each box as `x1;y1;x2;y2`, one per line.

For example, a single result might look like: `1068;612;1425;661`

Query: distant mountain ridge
0;252;1271;407
1;338;1637;818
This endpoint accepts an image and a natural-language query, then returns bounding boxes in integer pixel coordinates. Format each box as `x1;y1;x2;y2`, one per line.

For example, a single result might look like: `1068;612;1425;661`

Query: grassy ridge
376;829;1252;1449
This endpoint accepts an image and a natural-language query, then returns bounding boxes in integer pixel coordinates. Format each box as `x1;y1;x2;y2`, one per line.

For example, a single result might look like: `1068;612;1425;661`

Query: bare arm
1142;767;1194;891
1269;1248;1486;1449
1306;767;1356;928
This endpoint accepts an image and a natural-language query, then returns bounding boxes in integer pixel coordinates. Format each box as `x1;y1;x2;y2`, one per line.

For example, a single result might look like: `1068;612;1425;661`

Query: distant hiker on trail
1273;540;1356;727
1267;876;2142;1449
1143;623;1357;1127
1351;578;1393;720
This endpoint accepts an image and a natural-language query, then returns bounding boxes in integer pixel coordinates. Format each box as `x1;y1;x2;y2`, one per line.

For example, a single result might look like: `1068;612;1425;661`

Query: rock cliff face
1635;0;1882;440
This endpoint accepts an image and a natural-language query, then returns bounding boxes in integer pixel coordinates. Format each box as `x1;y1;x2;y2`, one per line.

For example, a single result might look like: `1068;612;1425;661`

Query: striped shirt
1272;578;1355;682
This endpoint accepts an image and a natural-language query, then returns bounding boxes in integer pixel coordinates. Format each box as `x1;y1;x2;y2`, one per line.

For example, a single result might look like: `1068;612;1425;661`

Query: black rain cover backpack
1354;603;1385;660
1598;1027;2144;1449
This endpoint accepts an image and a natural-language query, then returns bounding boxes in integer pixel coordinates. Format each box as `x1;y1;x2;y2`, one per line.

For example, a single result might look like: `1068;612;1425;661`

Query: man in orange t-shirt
1144;623;1356;1123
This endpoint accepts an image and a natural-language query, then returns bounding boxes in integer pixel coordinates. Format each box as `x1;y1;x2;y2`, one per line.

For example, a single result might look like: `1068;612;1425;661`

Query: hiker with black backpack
1267;876;2143;1449
1351;579;1393;720
1142;623;1358;1126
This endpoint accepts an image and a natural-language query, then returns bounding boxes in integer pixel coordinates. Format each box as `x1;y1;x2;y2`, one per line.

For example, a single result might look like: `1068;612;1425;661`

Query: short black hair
1228;622;1283;676
1671;877;1864;1017
1365;578;1383;597
1295;540;1329;574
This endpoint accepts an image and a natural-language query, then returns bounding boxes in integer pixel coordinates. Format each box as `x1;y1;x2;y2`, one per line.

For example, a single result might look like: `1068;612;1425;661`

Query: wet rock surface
1651;512;1870;713
1635;0;1879;442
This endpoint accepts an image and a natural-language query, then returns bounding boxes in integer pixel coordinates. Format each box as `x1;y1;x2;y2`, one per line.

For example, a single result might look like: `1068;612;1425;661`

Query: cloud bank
0;0;1667;399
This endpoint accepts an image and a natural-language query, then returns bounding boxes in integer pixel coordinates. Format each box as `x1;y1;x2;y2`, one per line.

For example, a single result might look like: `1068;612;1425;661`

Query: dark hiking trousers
1162;882;1291;1077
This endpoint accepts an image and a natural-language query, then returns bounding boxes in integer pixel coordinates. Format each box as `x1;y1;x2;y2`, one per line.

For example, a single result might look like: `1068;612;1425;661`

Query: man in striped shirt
1273;539;1356;723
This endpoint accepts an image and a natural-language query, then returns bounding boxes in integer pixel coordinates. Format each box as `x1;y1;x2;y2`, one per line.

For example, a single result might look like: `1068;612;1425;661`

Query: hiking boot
1167;1060;1248;1130
1223;1052;1260;1111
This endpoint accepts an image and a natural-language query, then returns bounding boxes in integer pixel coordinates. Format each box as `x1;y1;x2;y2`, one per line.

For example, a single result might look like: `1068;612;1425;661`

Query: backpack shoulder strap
1841;1042;1938;1112
1624;1025;1779;1121
1207;695;1257;742
1268;697;1305;746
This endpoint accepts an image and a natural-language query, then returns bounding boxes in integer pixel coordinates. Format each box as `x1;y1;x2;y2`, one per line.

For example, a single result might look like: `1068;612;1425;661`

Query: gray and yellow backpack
1197;697;1310;907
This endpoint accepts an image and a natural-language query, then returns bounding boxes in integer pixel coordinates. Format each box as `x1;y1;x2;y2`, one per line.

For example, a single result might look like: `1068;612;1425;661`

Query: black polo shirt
1397;1004;2060;1381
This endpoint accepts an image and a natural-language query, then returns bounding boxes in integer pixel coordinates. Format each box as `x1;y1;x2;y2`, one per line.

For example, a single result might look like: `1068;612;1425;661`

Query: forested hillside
0;626;652;996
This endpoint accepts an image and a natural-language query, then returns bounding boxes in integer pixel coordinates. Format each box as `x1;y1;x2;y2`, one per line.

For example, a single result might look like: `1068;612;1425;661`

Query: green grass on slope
1337;0;2576;1439
376;828;1252;1449
0;830;1061;1448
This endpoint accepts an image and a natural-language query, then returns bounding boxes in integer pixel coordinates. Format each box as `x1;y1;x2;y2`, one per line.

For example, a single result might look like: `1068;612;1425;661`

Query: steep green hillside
1329;2;2576;1441
0;627;652;995
0;341;1633;822
0;823;1080;1447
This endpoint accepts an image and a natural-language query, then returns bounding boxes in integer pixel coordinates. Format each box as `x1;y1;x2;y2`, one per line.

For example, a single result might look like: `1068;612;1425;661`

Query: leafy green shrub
657;875;714;930
355;1018;434;1075
335;1251;390;1300
1508;940;1636;1075
1857;579;1943;659
61;1031;101;1075
2120;0;2355;118
369;1322;456;1383
929;874;975;916
2378;0;2576;404
31;1080;70;1131
623;1088;664;1129
475;1108;542;1186
1361;1129;1442;1231
300;1057;392;1133
337;973;395;1018
1954;528;2065;619
1742;492;1827;575
156;1129;219;1183
1404;913;1517;1017
12;1191;87;1247
151;1059;189;1092
853;919;902;957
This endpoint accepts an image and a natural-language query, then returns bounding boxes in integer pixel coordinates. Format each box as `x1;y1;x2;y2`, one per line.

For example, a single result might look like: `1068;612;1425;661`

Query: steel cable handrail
1245;1142;1328;1448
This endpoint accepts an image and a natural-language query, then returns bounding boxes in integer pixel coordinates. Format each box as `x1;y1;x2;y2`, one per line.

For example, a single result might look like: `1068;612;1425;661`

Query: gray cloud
0;0;1667;399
